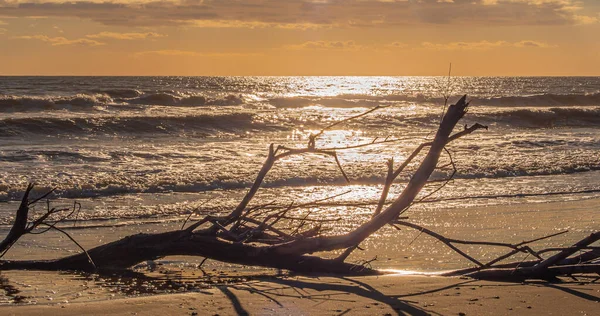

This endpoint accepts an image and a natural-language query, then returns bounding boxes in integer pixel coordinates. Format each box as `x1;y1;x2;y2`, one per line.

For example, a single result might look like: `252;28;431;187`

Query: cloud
13;35;105;46
86;31;166;40
0;28;6;34
421;40;554;50
134;50;262;57
513;40;552;48
386;42;408;49
192;20;326;30
285;39;554;51
0;0;595;28
134;50;205;57
571;14;599;25
285;40;363;50
0;20;7;25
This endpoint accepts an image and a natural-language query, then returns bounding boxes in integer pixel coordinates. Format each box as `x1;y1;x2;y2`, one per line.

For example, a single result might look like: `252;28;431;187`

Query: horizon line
1;74;600;78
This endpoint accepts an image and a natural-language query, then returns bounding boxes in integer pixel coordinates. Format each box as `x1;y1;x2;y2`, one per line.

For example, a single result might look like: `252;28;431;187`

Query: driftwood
1;95;598;281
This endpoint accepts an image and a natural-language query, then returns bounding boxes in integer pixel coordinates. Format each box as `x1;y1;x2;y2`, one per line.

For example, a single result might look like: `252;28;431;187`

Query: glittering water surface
0;76;598;277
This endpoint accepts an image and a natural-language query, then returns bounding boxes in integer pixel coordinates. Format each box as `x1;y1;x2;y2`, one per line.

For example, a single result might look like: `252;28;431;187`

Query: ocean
0;76;598;272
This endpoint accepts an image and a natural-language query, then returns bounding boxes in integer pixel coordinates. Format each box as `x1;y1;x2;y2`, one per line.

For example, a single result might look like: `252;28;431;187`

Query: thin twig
40;223;96;269
181;208;199;230
313;105;389;139
27;188;56;206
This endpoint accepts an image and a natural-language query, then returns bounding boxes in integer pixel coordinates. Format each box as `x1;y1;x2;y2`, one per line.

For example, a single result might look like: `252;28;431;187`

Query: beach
1;198;598;314
1;274;599;315
1;76;599;313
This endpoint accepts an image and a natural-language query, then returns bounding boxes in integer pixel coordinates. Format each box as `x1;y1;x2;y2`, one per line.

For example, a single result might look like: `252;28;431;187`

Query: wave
0;113;287;137
471;93;600;107
131;93;244;106
0;94;115;112
3;91;599;113
452;164;600;180
0;164;598;202
0;148;218;163
268;95;382;108
1;106;598;138
0;93;245;112
91;88;143;98
0;150;110;163
266;93;600;108
470;107;600;128
390;107;600;128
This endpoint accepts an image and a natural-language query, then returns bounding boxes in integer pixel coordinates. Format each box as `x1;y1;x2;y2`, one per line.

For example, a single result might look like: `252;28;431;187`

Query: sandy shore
1;197;598;315
1;274;599;315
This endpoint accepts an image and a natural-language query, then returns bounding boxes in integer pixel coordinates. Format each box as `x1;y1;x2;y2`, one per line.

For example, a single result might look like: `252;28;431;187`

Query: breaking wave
471;93;600;107
0;94;114;112
0;163;598;202
0;113;287;137
1;106;599;138
131;93;244;106
395;107;600;128
266;93;600;108
0;93;246;112
91;88;143;98
2;91;599;113
469;107;600;127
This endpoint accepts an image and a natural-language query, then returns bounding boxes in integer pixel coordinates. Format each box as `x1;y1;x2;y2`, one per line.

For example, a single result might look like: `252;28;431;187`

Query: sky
0;0;599;76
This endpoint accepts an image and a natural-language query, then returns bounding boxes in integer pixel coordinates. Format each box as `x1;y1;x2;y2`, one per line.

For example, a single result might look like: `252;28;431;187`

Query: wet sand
1;274;598;315
0;198;598;314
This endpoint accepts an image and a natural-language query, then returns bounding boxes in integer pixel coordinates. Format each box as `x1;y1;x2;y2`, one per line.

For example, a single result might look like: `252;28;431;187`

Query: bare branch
39;223;96;269
313;105;389;139
333;153;350;183
0;184;35;257
393;221;484;267
373;158;394;218
530;232;600;273
27;188;56;206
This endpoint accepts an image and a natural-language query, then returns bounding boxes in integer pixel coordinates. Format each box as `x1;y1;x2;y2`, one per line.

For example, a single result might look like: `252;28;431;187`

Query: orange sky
0;0;599;76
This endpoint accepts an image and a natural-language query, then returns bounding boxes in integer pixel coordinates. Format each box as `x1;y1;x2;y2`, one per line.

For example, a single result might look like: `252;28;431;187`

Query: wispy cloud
13;35;105;46
570;14;599;25
192;20;326;30
421;40;554;50
285;40;363;51
87;31;166;40
134;50;262;57
0;0;595;28
284;39;554;51
386;42;408;49
513;40;553;48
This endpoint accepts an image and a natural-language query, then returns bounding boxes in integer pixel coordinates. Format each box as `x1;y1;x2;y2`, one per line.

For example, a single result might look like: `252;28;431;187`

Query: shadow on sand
224;275;470;316
1;269;598;315
217;274;600;316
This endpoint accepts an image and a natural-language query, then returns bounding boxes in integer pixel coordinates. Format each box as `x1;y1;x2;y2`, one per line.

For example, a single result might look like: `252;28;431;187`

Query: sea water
0;76;598;271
